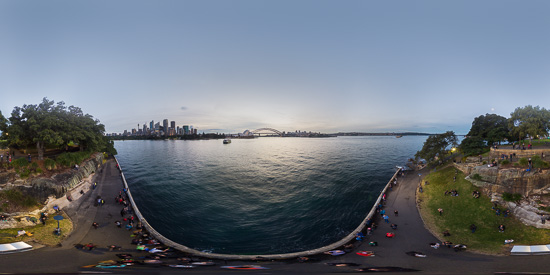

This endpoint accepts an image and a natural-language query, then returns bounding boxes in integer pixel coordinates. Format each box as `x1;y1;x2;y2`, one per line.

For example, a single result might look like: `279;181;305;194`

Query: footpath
1;163;550;274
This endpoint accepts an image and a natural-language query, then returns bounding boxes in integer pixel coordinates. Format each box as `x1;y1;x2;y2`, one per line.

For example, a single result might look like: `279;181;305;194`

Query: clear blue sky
1;0;549;134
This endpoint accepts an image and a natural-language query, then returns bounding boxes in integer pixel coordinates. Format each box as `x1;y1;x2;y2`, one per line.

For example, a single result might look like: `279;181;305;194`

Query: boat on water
223;139;231;144
396;135;403;138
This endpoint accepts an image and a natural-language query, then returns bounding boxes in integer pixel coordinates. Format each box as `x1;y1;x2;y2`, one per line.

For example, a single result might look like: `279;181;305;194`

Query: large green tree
466;113;510;145
0;110;7;134
5;98;115;160
415;131;458;165
508;105;550;141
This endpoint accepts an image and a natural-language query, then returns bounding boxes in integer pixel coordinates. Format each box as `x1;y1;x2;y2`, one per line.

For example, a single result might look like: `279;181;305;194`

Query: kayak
221;265;269;270
191;261;216;266
168;265;195;268
356;251;375;257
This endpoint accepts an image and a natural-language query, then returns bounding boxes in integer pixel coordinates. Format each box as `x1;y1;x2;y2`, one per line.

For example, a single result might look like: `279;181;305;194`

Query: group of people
444;190;459;197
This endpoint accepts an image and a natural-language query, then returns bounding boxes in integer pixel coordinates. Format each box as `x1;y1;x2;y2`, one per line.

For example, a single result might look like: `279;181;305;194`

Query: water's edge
115;156;401;260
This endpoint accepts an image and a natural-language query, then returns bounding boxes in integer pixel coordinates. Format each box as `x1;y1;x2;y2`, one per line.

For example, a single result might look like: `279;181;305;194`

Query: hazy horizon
2;1;549;135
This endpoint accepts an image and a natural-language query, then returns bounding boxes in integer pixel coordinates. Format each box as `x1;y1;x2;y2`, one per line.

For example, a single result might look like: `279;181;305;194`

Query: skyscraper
163;119;168;136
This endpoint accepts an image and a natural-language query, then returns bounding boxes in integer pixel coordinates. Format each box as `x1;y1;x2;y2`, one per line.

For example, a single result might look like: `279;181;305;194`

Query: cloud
180;106;188;111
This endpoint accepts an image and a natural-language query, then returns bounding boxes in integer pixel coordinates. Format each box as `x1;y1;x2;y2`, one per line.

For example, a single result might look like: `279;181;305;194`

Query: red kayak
356;251;375;257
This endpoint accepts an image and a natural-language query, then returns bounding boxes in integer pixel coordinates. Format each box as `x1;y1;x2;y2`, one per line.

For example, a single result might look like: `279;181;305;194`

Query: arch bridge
251;128;283;136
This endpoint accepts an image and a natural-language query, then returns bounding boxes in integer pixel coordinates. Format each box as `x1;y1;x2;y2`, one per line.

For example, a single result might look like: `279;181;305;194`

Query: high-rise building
150;120;154;131
143;124;147;135
183;125;189;135
163;119;168;136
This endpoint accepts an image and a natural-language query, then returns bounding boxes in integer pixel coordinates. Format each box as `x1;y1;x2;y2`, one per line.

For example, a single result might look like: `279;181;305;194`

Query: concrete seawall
114;156;401;260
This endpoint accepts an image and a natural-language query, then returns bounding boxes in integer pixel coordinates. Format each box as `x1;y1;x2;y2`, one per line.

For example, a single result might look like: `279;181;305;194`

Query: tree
415;131;458;165
508;105;550;141
0;110;7;134
466;113;510;145
4;98;115;159
458;136;487;156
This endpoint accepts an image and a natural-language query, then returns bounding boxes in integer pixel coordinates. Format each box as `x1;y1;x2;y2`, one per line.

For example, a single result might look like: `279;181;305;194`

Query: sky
1;0;549;135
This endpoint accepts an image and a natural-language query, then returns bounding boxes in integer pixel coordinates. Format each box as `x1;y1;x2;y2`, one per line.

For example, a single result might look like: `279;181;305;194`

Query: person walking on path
383;214;389;223
394;210;399;216
92;222;99;229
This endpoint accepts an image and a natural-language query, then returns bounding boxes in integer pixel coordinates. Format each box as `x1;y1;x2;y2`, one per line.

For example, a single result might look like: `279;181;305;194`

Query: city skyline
2;1;550;135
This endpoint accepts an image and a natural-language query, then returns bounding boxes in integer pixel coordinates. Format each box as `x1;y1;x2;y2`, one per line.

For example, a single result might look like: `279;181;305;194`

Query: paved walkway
0;159;150;273
2;163;550;274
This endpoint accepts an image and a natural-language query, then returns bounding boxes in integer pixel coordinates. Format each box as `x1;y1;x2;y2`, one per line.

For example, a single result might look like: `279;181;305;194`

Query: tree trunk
36;141;44;160
80;143;84;152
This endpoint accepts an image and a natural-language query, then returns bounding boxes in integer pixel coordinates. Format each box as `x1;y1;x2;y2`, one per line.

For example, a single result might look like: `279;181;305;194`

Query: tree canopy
415;131;458;164
1;98;116;159
508;105;550;141
466;113;510;145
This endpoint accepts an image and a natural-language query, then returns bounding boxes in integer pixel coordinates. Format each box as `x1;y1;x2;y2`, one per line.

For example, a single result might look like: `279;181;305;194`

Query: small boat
223;139;231;144
396;135;403;138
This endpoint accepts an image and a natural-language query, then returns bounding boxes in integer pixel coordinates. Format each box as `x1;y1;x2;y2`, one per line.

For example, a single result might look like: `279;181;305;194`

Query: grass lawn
0;212;73;246
417;165;550;254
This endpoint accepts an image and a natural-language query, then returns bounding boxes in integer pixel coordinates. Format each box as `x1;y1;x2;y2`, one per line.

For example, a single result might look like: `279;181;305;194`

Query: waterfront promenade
2;161;550;274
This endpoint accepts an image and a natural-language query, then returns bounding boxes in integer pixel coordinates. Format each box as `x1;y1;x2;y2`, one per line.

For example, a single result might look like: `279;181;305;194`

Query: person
430;243;440;249
498;224;505;233
443;230;451;236
115;221;122;228
86;243;96;250
92;222;99;229
394;210;398;216
391;223;397;230
504;239;514;244
382;214;389;223
470;224;477;233
355;232;364;241
325;250;345;256
16;230;26;237
385;232;395;238
27;154;31;163
438;208;443;216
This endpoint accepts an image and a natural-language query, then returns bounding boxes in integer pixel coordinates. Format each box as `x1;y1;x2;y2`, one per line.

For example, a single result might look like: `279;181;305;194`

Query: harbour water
115;136;426;254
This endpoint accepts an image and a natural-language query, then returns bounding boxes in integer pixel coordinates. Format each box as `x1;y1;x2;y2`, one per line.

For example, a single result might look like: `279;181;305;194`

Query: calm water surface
115;136;426;254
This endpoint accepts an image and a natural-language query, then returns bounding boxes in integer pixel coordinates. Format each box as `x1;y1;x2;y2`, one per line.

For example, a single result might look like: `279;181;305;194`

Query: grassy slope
0;212;73;245
418;166;550;254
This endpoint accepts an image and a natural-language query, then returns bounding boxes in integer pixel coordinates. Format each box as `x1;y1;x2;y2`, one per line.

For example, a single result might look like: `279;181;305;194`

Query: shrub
482;161;487;165
19;168;31;178
500;160;510;165
44;158;56;170
472;174;483;181
531;155;550;169
502;192;523;203
518;158;528;166
0;189;39;208
11;157;29;169
55;151;91;167
36;168;43;174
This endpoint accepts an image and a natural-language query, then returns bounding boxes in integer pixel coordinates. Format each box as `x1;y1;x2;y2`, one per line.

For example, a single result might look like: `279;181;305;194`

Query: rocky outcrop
457;162;550;228
465;165;550;197
507;201;550;229
1;153;104;203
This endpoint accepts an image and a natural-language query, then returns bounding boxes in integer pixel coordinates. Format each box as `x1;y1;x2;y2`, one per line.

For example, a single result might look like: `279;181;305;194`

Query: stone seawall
115;156;401;260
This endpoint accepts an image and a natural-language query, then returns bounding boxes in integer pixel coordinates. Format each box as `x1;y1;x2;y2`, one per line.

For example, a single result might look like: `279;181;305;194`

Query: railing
114;156;401;260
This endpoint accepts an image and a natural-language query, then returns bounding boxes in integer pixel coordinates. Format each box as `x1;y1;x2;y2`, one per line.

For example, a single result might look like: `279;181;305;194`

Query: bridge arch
251;128;283;136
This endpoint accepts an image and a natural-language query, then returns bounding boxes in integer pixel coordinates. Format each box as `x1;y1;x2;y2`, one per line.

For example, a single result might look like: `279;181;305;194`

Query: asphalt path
1;162;550;274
